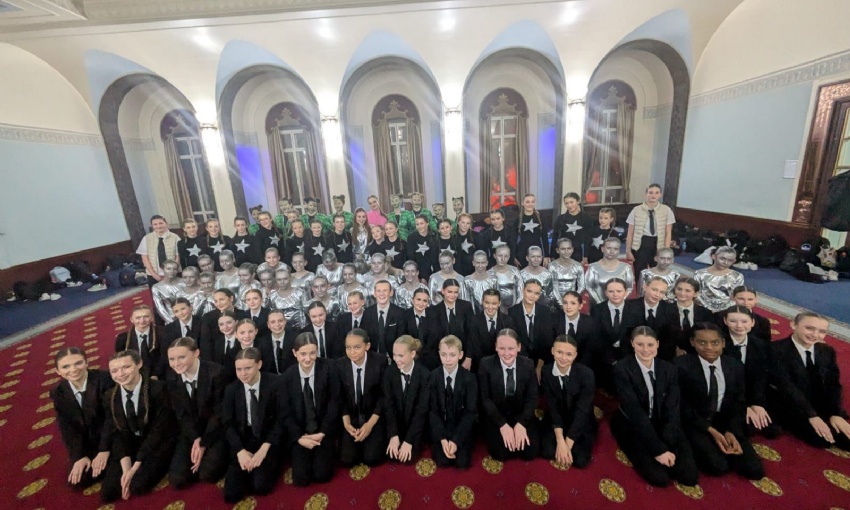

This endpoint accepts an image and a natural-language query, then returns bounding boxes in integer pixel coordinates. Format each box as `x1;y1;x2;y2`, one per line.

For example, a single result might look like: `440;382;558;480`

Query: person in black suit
301;301;344;360
429;279;473;358
114;304;167;380
553;291;598;369
384;336;431;463
675;323;764;480
281;333;340;487
723;306;777;437
467;289;515;374
729;286;773;342
589;278;629;392
243;289;271;338
540;335;597;468
508;279;554;376
660;277;715;359
768;312;850;450
336;290;367;339
221;348;284;503
199;289;249;364
51;347;114;489
610;326;698;487
478;329;540;461
165;298;201;345
101;350;177;503
429;335;477;468
337;329;388;467
400;288;439;370
360;280;403;355
165;338;229;489
623;276;673;339
258;310;298;375
233;319;275;375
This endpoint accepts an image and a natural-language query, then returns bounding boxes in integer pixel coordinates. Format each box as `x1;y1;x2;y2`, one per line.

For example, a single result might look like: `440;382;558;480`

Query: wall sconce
200;123;225;165
444;108;462;151
322;116;343;160
566;99;586;143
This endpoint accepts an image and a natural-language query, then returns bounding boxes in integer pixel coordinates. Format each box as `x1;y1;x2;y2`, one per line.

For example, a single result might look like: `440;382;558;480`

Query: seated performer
115;304;166;380
383;336;431;463
429;335;478;469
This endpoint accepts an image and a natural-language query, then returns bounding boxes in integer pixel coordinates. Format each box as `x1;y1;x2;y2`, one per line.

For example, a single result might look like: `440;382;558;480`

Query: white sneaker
828;270;838;281
88;284;107;292
50;293;61;301
7;294;17;302
39;293;51;302
748;263;759;271
733;262;749;270
71;281;84;287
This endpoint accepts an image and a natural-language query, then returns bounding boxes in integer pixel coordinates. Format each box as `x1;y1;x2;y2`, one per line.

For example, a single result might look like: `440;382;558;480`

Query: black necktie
805;350;824;396
318;329;325;358
708;365;719;414
506;368;516;397
249;388;261;437
157;236;167;266
489;318;496;334
731;344;743;361
75;390;85;408
526;314;535;347
560;375;570;397
353;318;359;329
138;334;147;351
402;373;411;409
185;380;195;398
449;308;456;325
274;341;283;373
648;369;656;417
225;338;234;355
568;321;576;338
648;209;656;236
355;367;363;408
647;308;655;324
613;309;621;330
125;389;138;433
445;376;455;425
682;309;691;330
303;377;318;434
377;311;386;350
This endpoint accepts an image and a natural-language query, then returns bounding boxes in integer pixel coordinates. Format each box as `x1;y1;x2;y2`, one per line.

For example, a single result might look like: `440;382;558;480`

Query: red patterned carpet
2;293;850;510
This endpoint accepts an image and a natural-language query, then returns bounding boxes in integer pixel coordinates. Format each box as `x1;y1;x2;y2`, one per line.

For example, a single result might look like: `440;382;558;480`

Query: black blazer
399;308;439;370
336;351;387;427
508;302;554;364
478;355;538;428
553;313;598;368
623;298;674;337
222;373;285;451
360;304;404;355
429;367;477;444
165;319;202;345
166;360;228;447
300;322;345;360
659;304;715;358
674;354;747;437
383;362;431;445
468;312;515;366
613;356;683;457
428;300;473;349
198;308;249;364
104;378;176;462
280;358;340;448
257;331;299;375
335;312;366;340
114;327;167;379
590;301;628;362
51;370;114;462
221;340;276;382
540;362;596;441
724;333;771;408
716;311;773;343
247;307;272;339
769;337;848;419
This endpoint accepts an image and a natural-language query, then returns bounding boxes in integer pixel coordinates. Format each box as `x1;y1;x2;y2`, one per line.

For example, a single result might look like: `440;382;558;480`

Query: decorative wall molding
233;130;258;146
643;104;671;119
0;122;103;147
122;137;155;151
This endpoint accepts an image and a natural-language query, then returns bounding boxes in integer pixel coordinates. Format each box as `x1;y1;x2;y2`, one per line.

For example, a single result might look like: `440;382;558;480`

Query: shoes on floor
68;281;84;287
39;293;51;302
749;262;759;271
88;283;107;292
6;292;16;302
50;293;61;301
828;270;839;281
733;262;750;270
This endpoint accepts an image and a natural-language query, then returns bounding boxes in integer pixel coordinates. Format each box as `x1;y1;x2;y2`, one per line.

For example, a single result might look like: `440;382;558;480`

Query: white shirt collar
400;361;415;377
635;355;655;374
608;301;624;312
299;365;316;379
69;374;88;394
181;359;201;384
552;363;572;377
244;374;261;393
499;358;516;371
443;366;458;381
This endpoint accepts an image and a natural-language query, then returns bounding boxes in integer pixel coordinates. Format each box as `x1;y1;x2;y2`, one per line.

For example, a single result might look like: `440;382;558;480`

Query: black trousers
290;439;335;486
631;236;658;276
66;449;104;491
169;436;228;489
611;412;698;487
685;428;764;480
223;435;282;503
541;430;595;468
339;420;386;467
431;437;473;469
101;439;174;502
483;418;540;461
781;414;850;450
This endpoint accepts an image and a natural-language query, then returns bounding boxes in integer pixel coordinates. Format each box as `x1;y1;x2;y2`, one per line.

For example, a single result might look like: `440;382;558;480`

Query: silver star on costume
297;243;305;253
337;239;350;252
211;242;224;254
491;237;506;249
312;243;326;256
235;240;250;253
443;246;456;256
416;243;430;255
461;239;474;253
386;246;400;259
592;235;604;249
186;245;201;258
565;221;583;234
522;218;540;232
269;234;281;245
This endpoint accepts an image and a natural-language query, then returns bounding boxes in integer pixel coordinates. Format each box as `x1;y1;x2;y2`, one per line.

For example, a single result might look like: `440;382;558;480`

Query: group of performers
50;186;849;503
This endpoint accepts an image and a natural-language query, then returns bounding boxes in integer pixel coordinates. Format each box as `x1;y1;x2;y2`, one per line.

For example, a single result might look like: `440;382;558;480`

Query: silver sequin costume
519;268;553;309
178;286;210;314
585;262;635;306
548;259;586;306
639;268;682;302
151;280;182;323
269;288;306;330
215;272;241;294
290;272;316;297
316;264;345;296
353;229;369;257
463;275;498;314
489;266;523;311
257;262;290;275
428;273;467;305
236;281;263;310
694;269;745;313
393;282;429;309
337;284;373;312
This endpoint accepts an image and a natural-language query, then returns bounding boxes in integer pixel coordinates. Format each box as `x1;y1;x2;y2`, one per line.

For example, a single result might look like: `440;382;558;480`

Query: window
489;113;518;208
583;82;636;205
278;121;311;214
161;111;218;224
372;95;424;209
480;89;529;210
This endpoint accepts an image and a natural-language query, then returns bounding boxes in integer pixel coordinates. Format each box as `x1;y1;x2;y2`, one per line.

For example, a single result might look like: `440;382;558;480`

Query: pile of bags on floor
675;224;849;283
